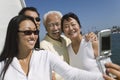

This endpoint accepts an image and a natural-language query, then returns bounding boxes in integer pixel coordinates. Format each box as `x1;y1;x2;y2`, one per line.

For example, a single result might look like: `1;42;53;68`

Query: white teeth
52;30;60;34
29;41;35;44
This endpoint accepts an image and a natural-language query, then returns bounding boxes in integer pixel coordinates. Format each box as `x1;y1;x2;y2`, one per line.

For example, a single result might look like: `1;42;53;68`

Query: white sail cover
0;0;26;54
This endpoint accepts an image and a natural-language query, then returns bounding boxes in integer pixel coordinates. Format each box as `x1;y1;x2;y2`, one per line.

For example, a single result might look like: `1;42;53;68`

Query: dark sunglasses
35;17;40;22
18;30;39;35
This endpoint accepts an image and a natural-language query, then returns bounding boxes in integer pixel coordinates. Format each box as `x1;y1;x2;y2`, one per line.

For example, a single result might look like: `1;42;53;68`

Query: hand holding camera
104;62;120;80
97;29;116;78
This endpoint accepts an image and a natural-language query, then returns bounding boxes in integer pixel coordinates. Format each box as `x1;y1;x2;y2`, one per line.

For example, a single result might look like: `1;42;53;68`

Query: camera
96;29;116;78
98;29;111;56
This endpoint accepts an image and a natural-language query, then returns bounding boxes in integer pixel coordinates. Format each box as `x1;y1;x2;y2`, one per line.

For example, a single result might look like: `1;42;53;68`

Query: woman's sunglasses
35;17;40;22
18;30;39;35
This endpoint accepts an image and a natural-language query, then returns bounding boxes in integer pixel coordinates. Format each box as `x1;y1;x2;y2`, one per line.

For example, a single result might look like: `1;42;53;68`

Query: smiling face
62;17;81;40
45;14;61;40
24;10;40;29
18;20;38;50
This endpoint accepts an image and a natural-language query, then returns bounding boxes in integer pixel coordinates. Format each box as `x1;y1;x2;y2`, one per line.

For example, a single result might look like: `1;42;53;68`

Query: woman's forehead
19;20;36;30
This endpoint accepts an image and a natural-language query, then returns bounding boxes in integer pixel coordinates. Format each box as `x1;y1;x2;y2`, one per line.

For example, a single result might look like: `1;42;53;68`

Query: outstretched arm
49;51;104;80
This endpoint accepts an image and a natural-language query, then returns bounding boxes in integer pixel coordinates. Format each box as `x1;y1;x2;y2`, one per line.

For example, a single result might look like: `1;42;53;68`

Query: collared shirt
40;34;71;64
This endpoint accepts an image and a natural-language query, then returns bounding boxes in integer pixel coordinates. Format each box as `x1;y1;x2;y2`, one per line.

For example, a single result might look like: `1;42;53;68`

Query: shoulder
40;35;53;46
40;35;50;44
67;43;71;49
33;49;49;56
40;39;51;45
61;35;69;41
61;35;71;46
33;49;55;58
40;39;53;49
34;49;60;57
81;38;92;46
40;41;53;51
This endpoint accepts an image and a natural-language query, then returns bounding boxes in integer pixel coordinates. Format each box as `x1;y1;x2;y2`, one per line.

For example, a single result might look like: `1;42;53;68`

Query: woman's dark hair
18;7;39;16
19;7;40;49
61;12;82;34
0;15;38;79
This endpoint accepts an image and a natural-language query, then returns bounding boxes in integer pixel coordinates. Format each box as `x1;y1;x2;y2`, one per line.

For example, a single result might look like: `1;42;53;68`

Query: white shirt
68;38;100;73
0;50;104;80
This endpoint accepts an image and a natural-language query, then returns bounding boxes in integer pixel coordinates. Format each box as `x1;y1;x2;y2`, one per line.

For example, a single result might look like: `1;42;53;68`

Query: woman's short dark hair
61;12;82;33
19;7;39;16
0;15;38;79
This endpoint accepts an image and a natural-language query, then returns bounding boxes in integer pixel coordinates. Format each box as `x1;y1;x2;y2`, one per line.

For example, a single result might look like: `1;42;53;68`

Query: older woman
61;12;100;73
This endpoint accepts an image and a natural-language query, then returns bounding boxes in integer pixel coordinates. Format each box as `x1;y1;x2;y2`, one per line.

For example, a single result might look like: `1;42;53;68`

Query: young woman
19;7;41;49
0;15;103;80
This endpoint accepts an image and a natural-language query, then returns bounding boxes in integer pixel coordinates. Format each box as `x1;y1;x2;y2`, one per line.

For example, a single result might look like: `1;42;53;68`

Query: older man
40;11;71;80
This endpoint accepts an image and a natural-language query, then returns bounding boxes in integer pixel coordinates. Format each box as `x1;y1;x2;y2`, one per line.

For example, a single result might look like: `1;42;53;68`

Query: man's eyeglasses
35;17;40;22
18;30;39;35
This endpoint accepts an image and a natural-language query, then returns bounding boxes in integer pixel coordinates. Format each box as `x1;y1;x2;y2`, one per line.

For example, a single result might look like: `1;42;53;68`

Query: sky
25;0;120;41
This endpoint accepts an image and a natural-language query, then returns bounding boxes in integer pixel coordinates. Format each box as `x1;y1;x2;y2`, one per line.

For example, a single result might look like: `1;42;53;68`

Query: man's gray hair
43;11;63;26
